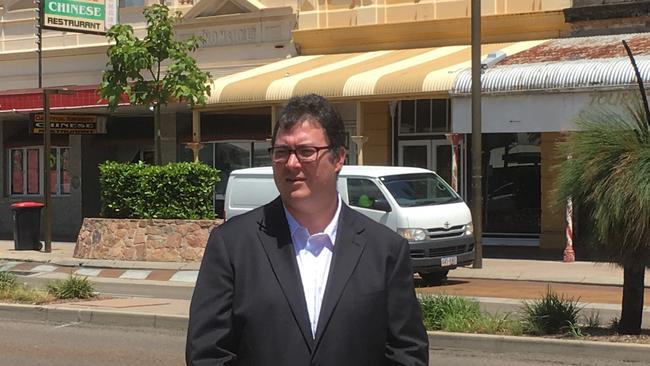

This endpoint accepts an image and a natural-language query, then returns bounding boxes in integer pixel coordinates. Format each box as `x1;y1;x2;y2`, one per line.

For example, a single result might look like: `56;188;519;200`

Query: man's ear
334;147;346;171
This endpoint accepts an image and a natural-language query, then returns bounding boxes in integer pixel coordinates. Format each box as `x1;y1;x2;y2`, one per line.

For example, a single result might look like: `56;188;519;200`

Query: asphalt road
1;319;646;366
430;347;648;365
0;319;186;366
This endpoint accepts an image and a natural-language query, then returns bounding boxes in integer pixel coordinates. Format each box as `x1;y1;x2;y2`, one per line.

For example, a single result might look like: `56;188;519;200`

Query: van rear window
230;177;279;208
380;173;461;207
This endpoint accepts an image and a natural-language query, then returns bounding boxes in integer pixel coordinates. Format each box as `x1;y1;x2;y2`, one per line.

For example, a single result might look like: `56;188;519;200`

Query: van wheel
419;270;449;285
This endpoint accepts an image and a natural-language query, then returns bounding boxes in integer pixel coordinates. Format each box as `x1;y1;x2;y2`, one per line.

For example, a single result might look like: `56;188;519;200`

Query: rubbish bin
10;201;44;251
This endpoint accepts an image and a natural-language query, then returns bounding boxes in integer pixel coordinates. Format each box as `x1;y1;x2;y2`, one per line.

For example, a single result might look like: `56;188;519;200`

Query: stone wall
74;218;223;262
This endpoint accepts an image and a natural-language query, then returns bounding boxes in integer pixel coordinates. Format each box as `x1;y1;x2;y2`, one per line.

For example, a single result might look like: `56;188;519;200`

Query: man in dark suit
186;94;429;366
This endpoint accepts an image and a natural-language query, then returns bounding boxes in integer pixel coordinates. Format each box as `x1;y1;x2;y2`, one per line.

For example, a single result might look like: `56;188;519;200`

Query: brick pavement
0;260;198;283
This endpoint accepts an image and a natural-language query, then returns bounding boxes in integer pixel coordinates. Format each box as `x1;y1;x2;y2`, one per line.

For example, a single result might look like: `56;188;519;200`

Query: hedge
99;161;220;219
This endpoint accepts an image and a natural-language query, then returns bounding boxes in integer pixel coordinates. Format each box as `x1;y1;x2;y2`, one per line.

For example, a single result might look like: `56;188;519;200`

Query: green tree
554;102;650;334
99;4;211;165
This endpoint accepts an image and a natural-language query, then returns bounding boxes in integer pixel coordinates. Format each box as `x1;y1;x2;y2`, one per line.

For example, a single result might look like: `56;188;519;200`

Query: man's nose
285;151;302;168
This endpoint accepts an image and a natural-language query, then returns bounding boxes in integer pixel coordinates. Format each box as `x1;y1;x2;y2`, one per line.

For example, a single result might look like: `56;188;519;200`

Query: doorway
398;139;454;187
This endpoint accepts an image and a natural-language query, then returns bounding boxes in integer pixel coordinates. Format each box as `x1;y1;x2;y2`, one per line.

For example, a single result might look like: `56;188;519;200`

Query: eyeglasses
268;145;332;163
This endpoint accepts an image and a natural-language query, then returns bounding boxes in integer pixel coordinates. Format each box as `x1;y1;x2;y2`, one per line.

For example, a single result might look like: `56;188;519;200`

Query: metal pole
189;109;202;163
471;0;483;268
36;0;42;88
43;90;51;252
154;103;162;165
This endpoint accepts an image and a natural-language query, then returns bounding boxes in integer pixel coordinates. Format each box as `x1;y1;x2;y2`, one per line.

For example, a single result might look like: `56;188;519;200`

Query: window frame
397;99;450;136
7;146;71;197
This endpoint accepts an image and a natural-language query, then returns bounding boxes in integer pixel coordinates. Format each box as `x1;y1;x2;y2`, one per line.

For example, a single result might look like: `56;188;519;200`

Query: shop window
252;140;271;167
484;133;541;235
180;140;271;217
6;0;34;11
131;149;155;164
398;99;449;135
119;0;145;7
8;146;70;196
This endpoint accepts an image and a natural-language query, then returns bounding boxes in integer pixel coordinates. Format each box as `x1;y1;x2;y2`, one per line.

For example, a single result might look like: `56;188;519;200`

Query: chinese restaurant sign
32;114;107;135
43;0;118;35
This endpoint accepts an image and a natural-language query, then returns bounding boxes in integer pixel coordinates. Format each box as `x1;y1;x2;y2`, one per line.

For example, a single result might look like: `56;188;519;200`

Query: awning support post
351;101;367;165
187;109;203;163
271;105;279;137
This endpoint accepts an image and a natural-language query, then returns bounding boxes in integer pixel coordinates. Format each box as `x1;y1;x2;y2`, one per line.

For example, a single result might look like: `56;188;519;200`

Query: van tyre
419;270;449;285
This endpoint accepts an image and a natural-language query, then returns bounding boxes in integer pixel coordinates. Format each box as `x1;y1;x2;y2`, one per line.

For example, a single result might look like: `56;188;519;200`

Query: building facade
196;0;650;250
0;0;297;239
1;0;649;250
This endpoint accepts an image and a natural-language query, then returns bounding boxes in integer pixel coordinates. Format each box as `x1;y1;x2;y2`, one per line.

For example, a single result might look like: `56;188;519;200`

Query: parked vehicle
224;165;474;282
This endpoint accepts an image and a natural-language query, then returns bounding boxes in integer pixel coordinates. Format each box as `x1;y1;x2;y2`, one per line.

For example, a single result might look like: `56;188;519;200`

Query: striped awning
206;40;546;107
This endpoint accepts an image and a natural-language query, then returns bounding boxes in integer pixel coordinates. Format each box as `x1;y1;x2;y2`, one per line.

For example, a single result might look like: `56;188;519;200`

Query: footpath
1;240;649;363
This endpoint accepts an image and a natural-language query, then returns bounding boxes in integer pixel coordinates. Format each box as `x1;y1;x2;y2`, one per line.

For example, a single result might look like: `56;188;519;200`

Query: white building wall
452;89;637;133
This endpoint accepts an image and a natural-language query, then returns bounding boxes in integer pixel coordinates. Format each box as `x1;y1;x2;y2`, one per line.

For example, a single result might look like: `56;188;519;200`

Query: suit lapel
313;205;366;347
257;198;314;351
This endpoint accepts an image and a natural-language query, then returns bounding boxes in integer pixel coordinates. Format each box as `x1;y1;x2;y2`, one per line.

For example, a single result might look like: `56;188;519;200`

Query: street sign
42;0;119;35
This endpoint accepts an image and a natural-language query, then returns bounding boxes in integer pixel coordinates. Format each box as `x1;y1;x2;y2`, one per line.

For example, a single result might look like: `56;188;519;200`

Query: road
430;347;647;365
0;319;186;366
0;319;646;366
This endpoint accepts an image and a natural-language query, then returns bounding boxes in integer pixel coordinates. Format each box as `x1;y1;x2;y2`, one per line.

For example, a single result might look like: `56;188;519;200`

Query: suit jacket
186;197;429;366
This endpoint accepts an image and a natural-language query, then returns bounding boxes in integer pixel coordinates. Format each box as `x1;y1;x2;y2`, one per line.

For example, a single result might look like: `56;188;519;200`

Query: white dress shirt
284;197;341;338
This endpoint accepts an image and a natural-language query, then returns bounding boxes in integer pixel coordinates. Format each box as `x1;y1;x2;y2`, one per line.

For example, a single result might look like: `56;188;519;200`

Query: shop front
194;32;650;250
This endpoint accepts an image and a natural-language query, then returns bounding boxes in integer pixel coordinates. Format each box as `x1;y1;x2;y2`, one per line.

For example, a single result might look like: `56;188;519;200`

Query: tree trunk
619;264;645;334
154;104;162;165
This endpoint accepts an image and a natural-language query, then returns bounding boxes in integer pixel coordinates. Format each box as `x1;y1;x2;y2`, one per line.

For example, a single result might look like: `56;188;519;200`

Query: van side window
347;179;387;210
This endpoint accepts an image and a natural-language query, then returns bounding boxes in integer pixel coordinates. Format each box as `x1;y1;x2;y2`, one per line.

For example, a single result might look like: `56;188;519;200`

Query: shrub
583;309;601;329
522;288;583;335
99;161;220;219
46;276;96;299
0;271;17;292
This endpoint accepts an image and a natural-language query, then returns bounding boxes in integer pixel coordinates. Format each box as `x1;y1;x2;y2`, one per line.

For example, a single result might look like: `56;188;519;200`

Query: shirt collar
284;195;342;248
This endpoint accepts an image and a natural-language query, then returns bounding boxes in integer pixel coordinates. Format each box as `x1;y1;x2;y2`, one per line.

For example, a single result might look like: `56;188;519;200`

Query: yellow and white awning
206;40;545;107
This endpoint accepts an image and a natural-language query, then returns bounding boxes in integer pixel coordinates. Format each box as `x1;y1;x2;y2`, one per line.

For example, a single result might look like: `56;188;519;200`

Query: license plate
441;256;457;267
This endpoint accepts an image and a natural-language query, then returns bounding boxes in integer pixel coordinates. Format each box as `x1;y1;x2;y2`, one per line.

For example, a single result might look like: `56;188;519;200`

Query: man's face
272;118;345;213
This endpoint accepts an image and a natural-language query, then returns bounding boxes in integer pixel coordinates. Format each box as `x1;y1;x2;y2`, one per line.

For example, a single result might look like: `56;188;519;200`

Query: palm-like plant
555;101;650;334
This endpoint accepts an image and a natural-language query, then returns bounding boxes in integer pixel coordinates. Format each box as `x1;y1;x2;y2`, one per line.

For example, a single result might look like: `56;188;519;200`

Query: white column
351;101;368;165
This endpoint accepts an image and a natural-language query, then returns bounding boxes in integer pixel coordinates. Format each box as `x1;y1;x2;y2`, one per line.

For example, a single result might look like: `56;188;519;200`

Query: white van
224;165;474;282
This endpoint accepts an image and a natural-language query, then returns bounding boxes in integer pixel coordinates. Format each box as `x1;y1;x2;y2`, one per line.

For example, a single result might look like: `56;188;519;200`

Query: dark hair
272;94;346;152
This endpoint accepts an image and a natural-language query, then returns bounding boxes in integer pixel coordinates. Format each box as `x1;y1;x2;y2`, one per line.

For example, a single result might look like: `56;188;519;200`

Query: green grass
418;294;522;335
0;286;54;304
0;271;56;304
0;272;97;303
0;271;18;291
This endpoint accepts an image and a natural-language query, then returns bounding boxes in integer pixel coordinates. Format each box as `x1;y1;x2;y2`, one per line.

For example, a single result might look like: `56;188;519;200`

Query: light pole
42;88;75;253
471;0;483;268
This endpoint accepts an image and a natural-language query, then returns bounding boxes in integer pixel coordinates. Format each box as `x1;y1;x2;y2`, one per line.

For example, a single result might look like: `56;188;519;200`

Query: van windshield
380;173;461;207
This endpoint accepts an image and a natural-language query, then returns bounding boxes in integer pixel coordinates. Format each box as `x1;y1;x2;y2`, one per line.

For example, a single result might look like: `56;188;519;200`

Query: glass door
432;140;452;185
398;140;430;169
398;140;453;186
